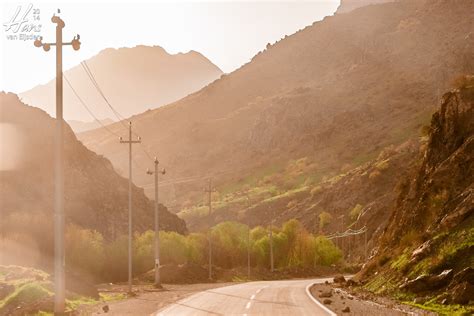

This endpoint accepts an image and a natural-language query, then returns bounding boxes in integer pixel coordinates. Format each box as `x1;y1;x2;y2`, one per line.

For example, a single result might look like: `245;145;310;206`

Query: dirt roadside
79;282;234;316
310;282;436;316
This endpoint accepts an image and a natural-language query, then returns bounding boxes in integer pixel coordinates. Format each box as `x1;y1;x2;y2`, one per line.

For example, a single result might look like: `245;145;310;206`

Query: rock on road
155;278;336;316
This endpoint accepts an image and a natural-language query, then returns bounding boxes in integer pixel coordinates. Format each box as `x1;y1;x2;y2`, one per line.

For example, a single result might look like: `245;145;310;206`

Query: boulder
400;269;453;293
319;289;333;298
450;267;474;286
342;306;351;313
333;275;346;284
323;298;332;305
346;279;358;286
449;282;474;305
410;240;432;262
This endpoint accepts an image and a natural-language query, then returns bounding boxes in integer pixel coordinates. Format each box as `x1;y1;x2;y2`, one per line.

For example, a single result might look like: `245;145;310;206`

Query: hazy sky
1;0;339;93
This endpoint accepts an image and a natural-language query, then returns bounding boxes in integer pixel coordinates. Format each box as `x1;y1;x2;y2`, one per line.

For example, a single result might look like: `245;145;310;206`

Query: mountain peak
336;0;396;14
19;45;223;121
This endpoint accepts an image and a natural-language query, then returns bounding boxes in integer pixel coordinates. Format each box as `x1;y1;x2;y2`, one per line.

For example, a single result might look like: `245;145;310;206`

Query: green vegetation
178;157;330;224
319;211;332;230
0;266;119;315
48;219;342;283
349;204;364;222
405;301;474;316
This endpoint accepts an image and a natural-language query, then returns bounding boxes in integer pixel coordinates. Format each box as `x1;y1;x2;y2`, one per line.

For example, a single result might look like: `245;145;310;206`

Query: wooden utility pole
146;158;166;288
204;178;216;280
120;122;141;294
34;12;81;314
269;207;275;272
245;195;251;280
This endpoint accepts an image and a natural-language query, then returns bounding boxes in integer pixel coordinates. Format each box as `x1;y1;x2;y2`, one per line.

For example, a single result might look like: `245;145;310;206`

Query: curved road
155;278;336;316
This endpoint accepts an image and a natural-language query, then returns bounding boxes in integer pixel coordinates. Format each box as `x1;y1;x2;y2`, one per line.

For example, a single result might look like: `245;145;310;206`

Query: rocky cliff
360;77;473;307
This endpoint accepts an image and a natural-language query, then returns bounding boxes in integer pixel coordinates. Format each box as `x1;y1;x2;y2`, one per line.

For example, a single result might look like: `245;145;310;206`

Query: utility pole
34;12;80;315
245;195;251;280
204;178;216;280
120;122;141;294
269;207;275;272
146;158;166;288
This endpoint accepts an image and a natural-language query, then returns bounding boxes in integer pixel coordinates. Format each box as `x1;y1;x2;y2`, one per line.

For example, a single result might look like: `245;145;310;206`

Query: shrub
350;204;364;222
319;212;332;230
287;200;297;209
310;185;323;196
65;225;105;278
312;236;342;266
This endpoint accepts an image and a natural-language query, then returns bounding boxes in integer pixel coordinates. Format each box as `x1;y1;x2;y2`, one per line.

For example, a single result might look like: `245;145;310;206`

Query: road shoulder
79;282;234;315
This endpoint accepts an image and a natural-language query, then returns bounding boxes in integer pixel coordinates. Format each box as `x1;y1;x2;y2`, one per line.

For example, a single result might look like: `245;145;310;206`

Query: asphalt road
155;278;336;316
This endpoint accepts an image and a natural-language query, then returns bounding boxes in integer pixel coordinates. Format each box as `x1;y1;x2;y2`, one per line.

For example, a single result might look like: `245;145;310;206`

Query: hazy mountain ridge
68;118;115;133
78;0;473;222
0;92;186;267
336;0;396;14
19;45;223;121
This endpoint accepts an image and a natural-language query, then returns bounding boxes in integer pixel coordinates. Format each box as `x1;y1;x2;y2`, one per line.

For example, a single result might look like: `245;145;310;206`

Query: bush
349;204;364;222
313;236;342;266
23;219;344;282
66;225;105;278
319;212;332;230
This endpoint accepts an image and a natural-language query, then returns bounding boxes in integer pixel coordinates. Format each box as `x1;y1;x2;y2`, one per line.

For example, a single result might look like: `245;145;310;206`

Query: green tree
65;224;105;279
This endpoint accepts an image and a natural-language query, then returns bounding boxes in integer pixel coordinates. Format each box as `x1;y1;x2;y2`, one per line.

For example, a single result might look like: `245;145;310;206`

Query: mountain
336;0;395;14
78;0;473;225
0;92;186;269
19;46;223;121
68;118;115;133
359;78;473;308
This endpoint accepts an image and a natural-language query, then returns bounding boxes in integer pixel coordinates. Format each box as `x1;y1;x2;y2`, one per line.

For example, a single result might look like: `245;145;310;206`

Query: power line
80;60;156;163
65;72;152;175
64;75;122;138
80;61;128;127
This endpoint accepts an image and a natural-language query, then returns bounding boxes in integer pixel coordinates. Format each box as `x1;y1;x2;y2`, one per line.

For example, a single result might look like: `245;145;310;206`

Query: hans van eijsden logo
3;3;42;41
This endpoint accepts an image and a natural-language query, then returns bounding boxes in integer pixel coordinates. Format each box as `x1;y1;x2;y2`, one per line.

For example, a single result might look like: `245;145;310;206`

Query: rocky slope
78;0;473;217
20;46;223;121
359;79;473;310
180;136;420;263
0;92;186;268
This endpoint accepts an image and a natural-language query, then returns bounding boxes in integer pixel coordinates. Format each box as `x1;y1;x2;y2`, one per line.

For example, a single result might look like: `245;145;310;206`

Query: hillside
68;118;115;133
359;80;473;313
78;0;473;224
19;46;223;121
0;92;186;270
